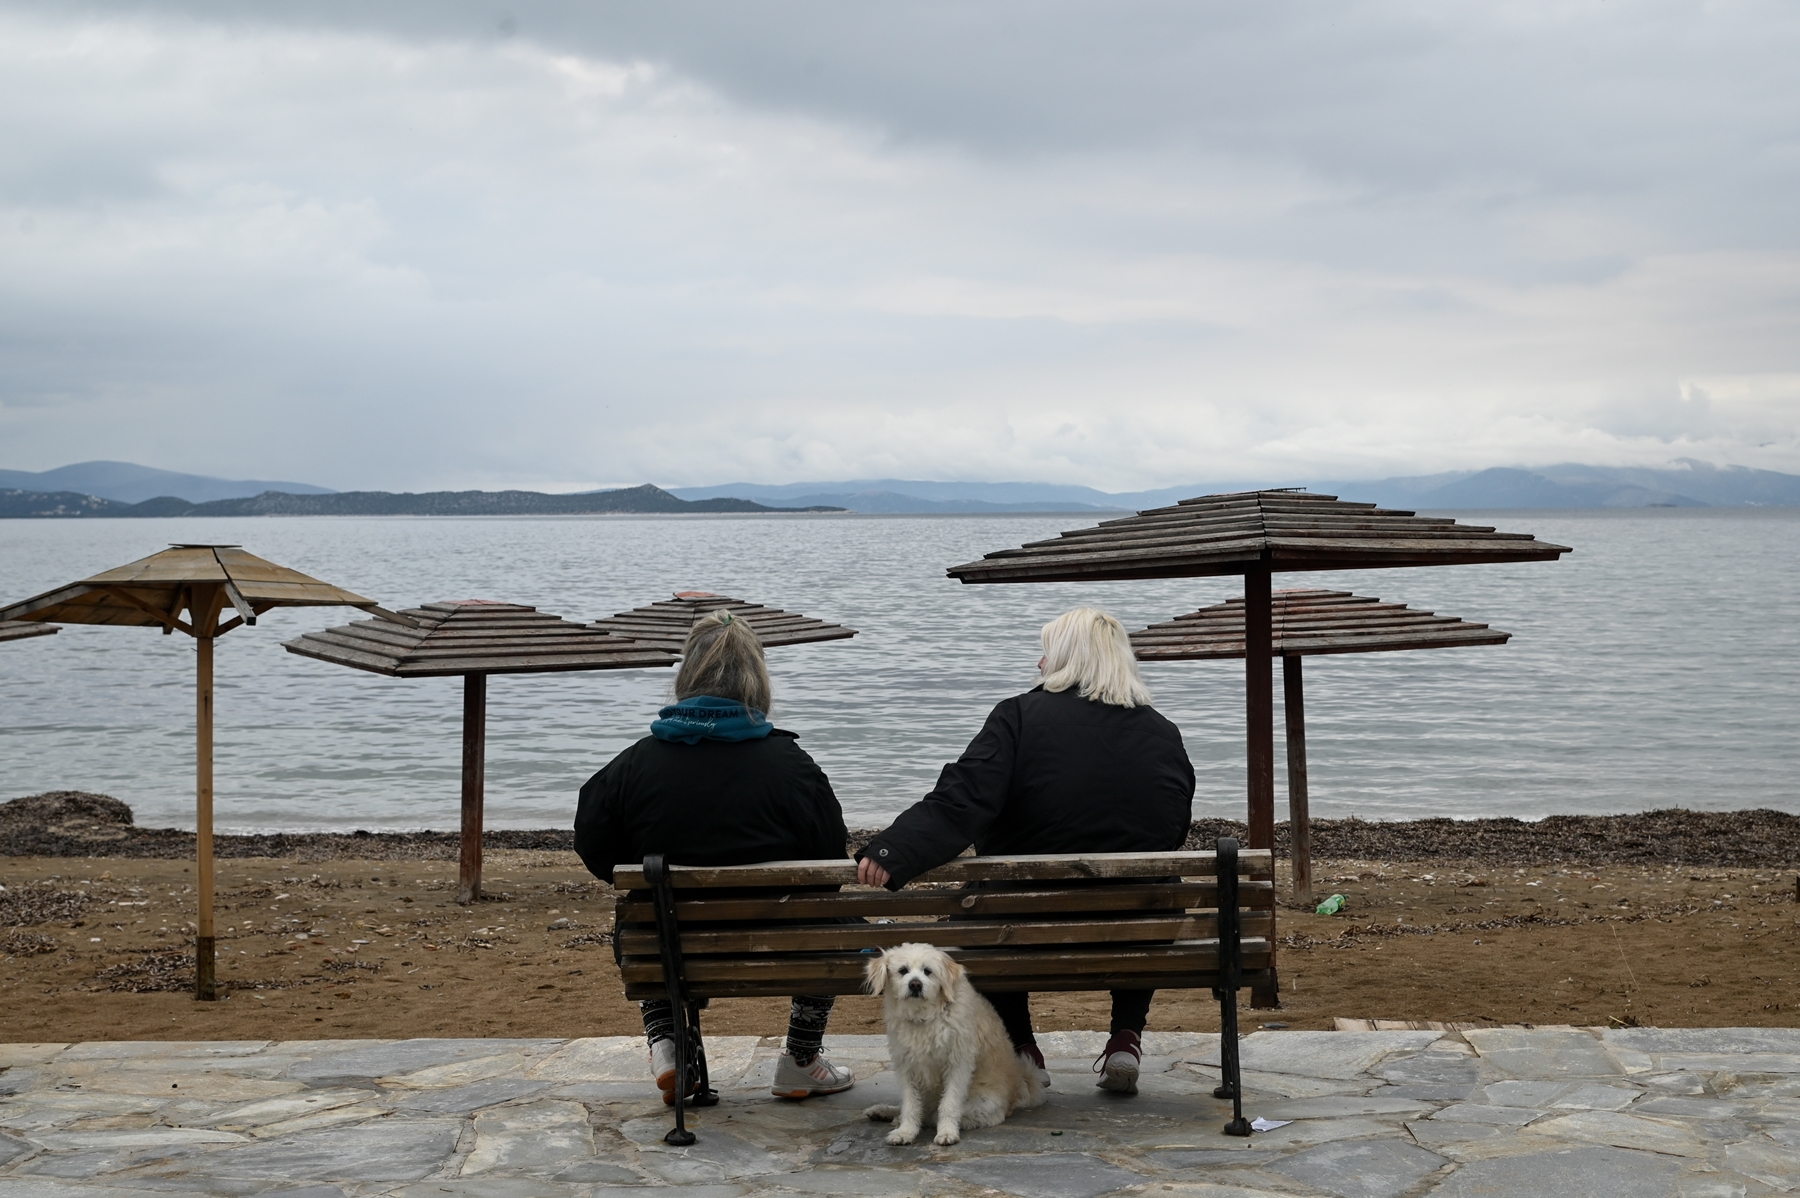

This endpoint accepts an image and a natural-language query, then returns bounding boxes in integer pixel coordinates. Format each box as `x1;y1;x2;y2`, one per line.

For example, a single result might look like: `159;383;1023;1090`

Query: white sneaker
649;1037;679;1100
1094;1030;1141;1095
1018;1046;1052;1089
771;1052;855;1098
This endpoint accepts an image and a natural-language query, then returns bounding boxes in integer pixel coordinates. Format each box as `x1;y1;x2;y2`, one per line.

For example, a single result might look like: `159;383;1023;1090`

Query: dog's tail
864;1104;900;1122
1015;1059;1048;1110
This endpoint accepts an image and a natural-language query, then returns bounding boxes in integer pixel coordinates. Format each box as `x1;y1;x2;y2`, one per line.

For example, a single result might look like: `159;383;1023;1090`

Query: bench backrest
613;848;1275;1001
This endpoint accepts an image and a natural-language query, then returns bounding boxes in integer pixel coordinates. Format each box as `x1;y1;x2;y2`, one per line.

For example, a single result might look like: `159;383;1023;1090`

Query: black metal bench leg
1213;837;1252;1137
647;855;699;1145
688;1000;719;1108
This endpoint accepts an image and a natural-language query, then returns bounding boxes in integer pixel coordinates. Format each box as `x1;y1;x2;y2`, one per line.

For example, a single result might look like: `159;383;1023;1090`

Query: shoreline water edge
4;793;1797;868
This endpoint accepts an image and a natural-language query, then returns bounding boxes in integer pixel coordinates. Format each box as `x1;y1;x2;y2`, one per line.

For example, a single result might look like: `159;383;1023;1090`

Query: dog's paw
864;1104;899;1122
885;1126;919;1145
932;1126;962;1146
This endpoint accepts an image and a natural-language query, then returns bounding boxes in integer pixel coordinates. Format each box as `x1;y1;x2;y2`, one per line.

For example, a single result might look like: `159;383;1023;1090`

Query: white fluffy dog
863;943;1044;1145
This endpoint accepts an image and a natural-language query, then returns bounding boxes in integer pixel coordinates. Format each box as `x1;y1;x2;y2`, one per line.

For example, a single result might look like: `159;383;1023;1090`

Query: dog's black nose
907;977;923;995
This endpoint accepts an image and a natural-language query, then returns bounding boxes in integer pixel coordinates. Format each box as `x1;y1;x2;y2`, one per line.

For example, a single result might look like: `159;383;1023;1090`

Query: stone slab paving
2;1028;1798;1196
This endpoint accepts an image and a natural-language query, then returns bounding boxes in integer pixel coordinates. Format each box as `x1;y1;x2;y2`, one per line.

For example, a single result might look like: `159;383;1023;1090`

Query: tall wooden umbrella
590;591;857;650
0;621;58;643
1131;588;1512;904
0;544;393;999
948;490;1569;1003
283;601;678;904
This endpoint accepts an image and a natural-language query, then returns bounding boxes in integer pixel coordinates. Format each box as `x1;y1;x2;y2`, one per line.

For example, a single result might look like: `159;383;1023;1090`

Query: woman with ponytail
575;610;855;1102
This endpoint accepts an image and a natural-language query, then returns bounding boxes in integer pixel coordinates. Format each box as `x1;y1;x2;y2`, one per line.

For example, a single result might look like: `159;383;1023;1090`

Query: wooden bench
613;837;1274;1144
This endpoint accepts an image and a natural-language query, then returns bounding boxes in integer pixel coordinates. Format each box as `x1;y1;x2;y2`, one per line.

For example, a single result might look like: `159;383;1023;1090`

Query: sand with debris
2;792;1795;1045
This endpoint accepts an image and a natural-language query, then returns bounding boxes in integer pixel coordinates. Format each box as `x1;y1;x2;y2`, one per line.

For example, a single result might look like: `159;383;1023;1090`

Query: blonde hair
674;611;773;713
1039;607;1153;708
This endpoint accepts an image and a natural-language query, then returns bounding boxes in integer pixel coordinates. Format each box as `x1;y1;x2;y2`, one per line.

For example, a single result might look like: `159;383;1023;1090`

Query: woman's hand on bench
856;857;892;889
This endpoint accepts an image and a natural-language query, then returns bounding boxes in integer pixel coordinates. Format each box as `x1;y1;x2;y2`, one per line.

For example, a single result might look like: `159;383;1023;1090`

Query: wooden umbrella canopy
0;620;58;643
0;544;391;999
949;489;1569;1003
590;591;857;651
283;601;678;903
1131;587;1512;903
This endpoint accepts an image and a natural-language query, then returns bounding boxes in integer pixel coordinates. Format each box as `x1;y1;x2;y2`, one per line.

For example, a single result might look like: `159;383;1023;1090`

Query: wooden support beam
221;580;257;627
1244;564;1274;852
195;631;216;1001
192;584;224;1002
96;585;195;636
1284;654;1312;906
458;673;487;905
1243;564;1280;1007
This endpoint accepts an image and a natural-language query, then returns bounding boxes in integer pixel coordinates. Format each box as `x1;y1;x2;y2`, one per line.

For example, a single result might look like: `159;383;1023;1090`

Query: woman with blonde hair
575;611;855;1103
856;607;1194;1095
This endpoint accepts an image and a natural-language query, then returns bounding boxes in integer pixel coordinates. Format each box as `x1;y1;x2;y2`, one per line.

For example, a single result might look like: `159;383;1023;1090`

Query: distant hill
8;459;1797;517
744;490;1126;514
669;479;1149;512
0;461;335;504
675;461;1800;512
1319;462;1800;509
0;484;841;518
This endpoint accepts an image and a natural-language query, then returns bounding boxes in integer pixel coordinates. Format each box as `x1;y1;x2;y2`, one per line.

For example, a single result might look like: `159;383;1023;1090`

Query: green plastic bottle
1315;893;1347;915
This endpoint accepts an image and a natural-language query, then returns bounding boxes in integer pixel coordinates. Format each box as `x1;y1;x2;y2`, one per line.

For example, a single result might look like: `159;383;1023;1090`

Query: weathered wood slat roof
284;600;678;678
0;620;58;643
0;544;380;628
1131;589;1510;660
947;490;1572;583
590;592;856;652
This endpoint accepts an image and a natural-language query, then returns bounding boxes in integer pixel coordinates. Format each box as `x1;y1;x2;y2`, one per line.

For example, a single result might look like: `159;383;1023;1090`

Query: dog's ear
864;951;887;995
939;951;965;989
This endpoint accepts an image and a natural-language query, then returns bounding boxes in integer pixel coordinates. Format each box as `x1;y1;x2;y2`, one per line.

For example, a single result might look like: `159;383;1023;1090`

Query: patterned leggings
640;994;837;1066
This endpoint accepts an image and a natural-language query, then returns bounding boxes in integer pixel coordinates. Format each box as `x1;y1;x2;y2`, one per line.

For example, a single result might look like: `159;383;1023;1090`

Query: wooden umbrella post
1283;654;1312;906
1244;564;1275;852
194;590;218;1001
1243;565;1279;1008
458;673;487;906
0;544;393;1006
282;602;682;906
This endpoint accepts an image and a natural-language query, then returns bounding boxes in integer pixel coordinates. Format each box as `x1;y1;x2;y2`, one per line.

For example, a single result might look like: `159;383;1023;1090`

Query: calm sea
1;509;1796;833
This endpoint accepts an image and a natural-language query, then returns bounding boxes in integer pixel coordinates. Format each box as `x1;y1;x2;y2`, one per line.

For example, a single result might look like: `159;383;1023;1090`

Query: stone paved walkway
2;1028;1798;1197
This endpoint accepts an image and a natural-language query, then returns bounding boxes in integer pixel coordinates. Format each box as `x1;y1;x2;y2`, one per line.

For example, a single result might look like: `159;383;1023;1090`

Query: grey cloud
33;2;1800;192
0;1;1796;488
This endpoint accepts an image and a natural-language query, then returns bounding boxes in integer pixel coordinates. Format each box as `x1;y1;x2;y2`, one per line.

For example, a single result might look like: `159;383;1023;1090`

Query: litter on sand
1250;1118;1292;1132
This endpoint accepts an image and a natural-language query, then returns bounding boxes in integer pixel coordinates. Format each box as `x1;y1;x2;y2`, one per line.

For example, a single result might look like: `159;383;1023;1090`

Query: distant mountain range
0;461;335;504
3;458;1797;518
0;484;839;519
674;461;1800;511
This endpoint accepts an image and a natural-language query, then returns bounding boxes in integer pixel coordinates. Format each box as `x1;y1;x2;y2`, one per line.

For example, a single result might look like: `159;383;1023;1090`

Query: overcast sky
1;1;1797;491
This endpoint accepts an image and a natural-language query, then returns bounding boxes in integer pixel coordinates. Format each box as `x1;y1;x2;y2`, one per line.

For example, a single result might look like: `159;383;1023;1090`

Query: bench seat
618;839;1269;1142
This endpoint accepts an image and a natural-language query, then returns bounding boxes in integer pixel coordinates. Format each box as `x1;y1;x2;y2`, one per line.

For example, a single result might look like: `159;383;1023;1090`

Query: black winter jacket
856;686;1194;888
574;730;848;885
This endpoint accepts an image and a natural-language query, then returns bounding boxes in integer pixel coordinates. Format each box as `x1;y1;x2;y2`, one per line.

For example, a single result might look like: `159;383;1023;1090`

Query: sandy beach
3;805;1795;1046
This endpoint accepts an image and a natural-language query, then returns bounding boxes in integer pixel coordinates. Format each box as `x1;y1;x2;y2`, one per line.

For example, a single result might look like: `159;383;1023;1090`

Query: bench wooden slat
615;911;1275;956
623;968;1276;1000
619;938;1272;995
612;849;1272;891
615;879;1274;924
620;937;1271;983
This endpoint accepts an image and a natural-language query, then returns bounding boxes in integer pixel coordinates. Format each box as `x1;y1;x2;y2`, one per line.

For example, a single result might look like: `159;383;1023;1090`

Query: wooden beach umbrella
0;544;392;999
283;602;678;904
590;591;857;651
0;620;58;643
1130;588;1512;904
948;490;1569;1002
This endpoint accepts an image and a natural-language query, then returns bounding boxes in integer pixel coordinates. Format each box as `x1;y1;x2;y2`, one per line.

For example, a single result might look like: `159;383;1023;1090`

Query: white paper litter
1249;1118;1292;1132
